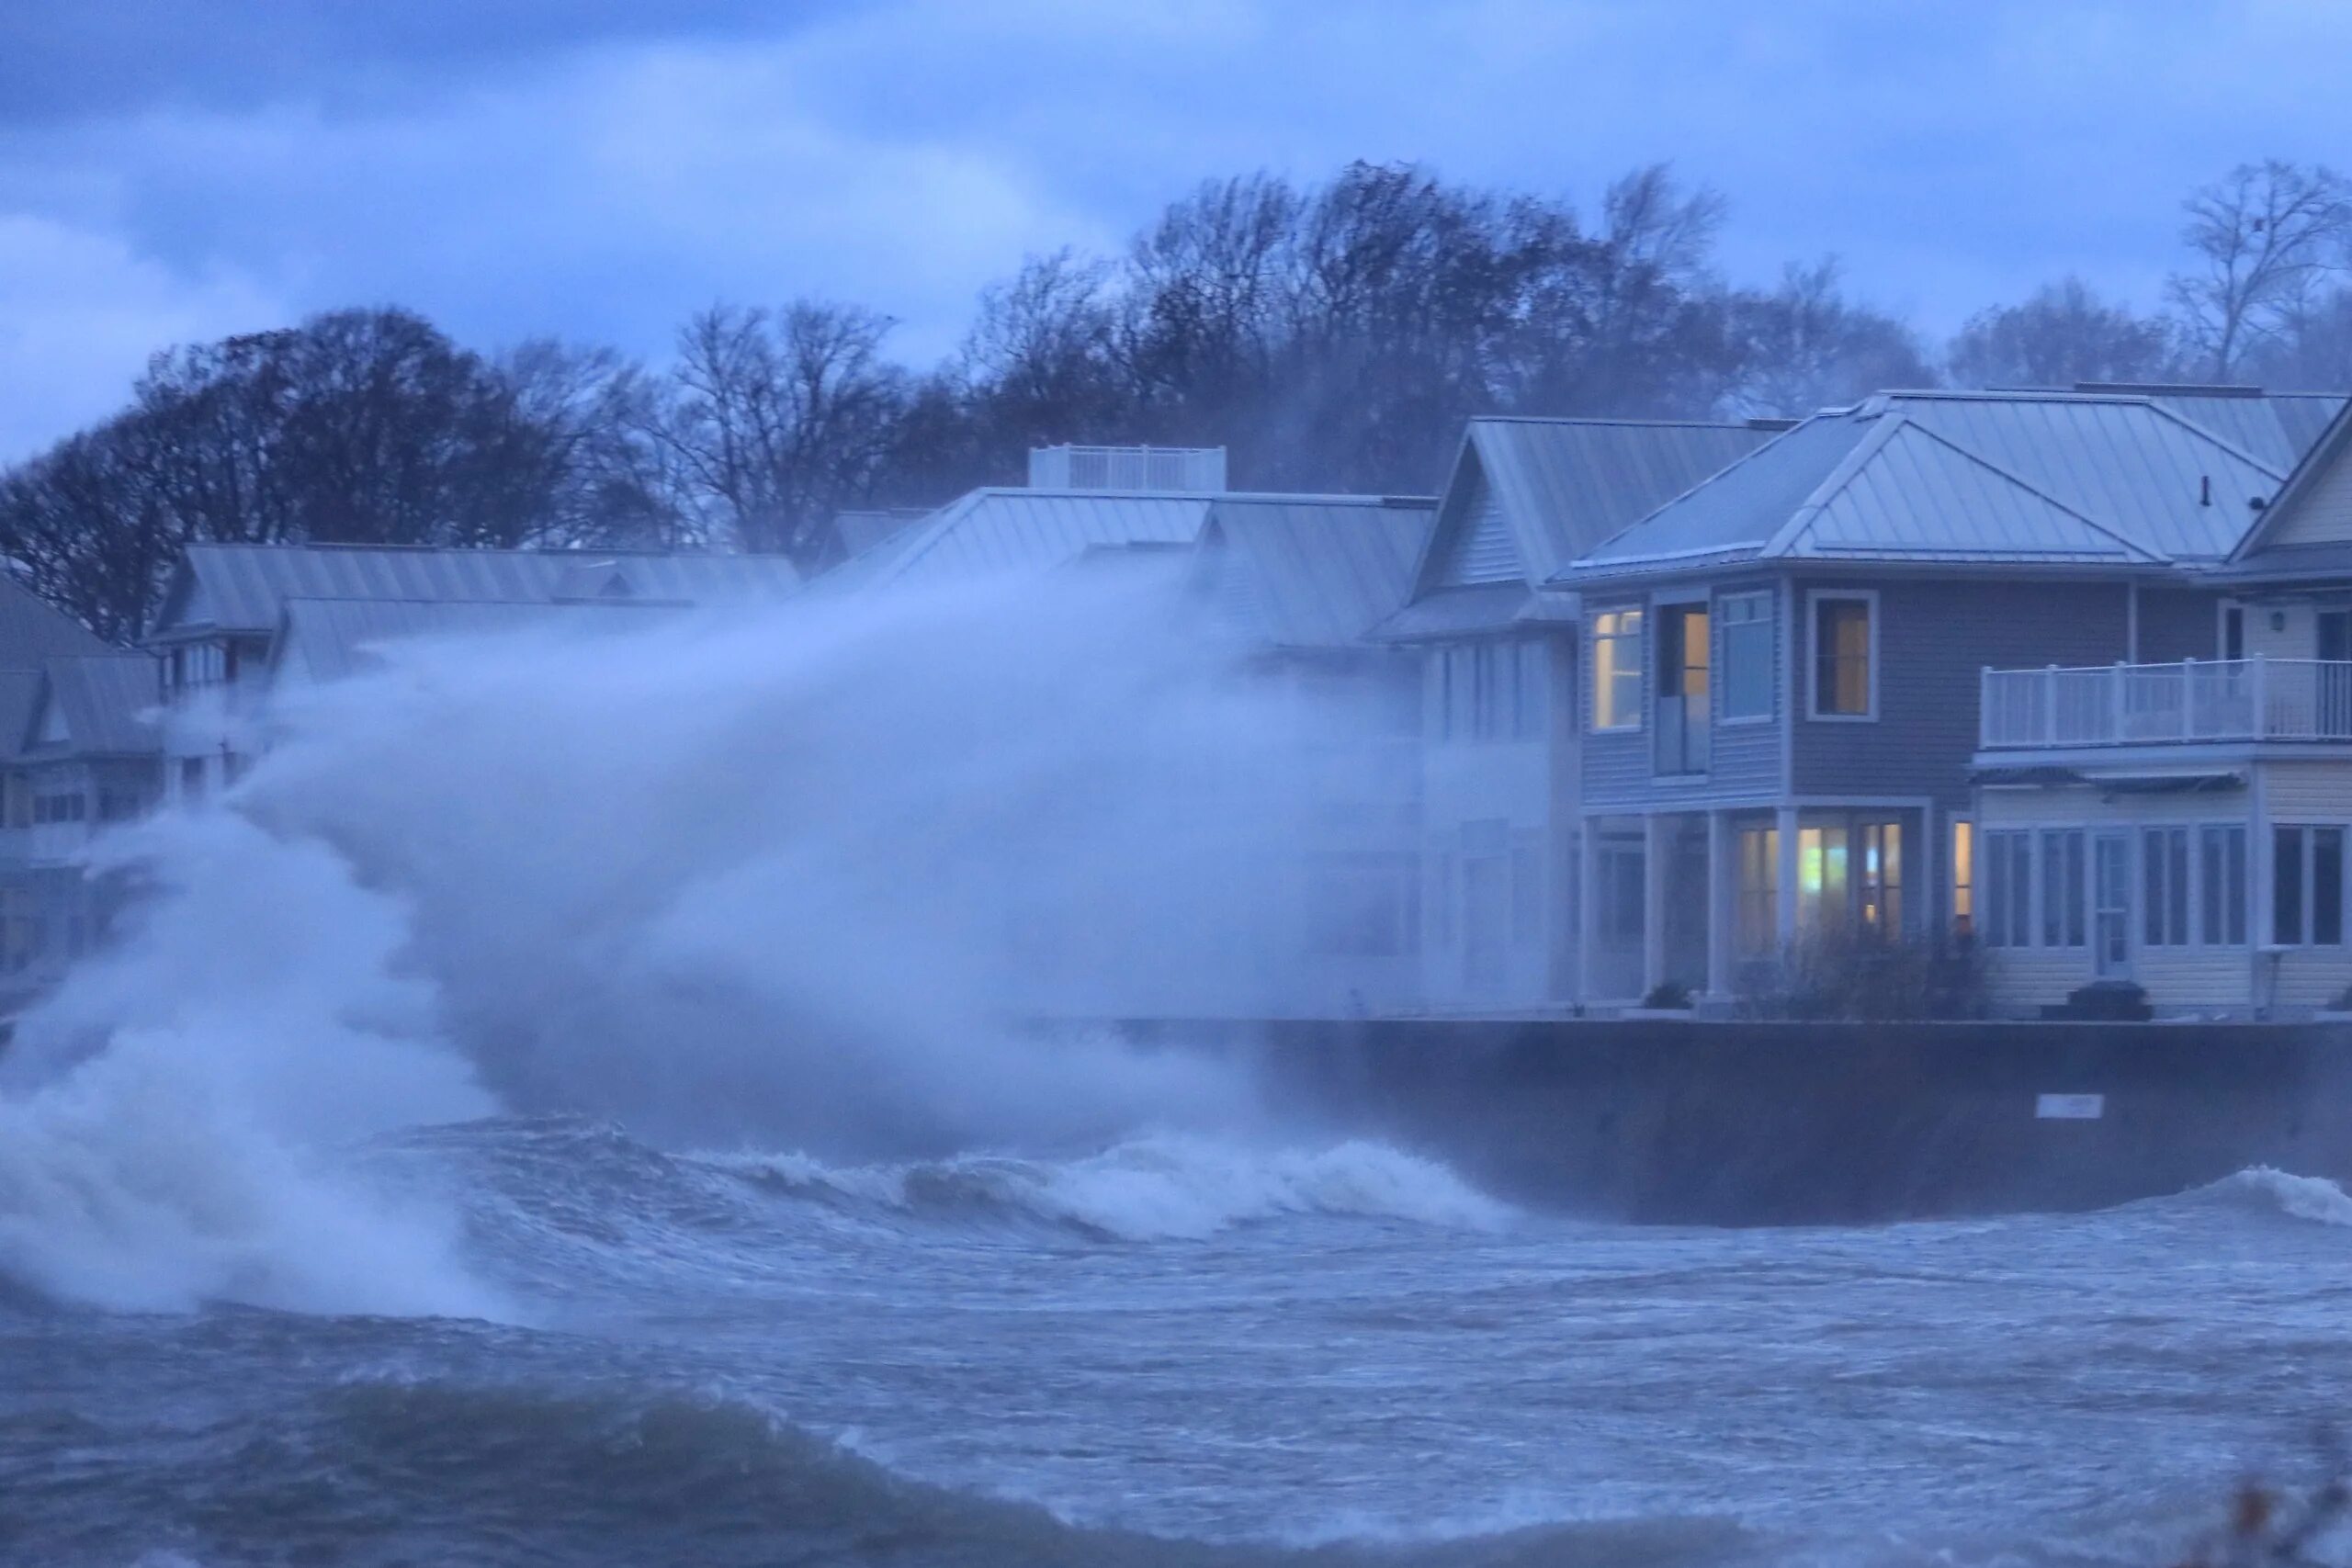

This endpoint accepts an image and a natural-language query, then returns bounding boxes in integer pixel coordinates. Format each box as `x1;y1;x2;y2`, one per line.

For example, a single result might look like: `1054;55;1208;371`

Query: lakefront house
1544;386;2342;1012
1970;395;2352;1016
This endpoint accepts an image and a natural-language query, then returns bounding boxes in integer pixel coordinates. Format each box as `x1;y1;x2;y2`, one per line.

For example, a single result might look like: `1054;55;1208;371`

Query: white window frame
1804;588;1879;723
1589;608;1645;734
1717;591;1774;725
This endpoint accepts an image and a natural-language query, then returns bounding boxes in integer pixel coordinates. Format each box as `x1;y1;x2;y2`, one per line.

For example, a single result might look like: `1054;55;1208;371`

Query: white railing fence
1980;659;2352;748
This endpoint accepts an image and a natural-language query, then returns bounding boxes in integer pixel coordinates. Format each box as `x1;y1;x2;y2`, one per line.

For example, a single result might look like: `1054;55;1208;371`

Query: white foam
717;1134;1513;1240
2195;1166;2352;1228
0;813;506;1318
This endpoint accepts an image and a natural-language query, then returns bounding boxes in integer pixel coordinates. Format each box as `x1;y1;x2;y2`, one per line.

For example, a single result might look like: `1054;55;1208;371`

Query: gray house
1548;387;2341;1008
1374;415;1787;1012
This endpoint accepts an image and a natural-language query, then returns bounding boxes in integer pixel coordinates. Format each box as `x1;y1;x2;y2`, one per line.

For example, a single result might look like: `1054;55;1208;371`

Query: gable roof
2226;396;2352;577
0;578;115;664
149;543;800;641
1559;390;2286;585
1193;496;1436;649
1416;418;1779;591
19;655;164;757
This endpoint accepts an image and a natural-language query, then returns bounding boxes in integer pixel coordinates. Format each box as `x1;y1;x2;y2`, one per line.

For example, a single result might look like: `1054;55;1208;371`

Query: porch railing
1979;659;2352;749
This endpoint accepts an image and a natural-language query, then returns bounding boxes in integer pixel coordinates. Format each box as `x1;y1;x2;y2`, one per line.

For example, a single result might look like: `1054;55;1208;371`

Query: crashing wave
2185;1166;2352;1228
704;1134;1513;1241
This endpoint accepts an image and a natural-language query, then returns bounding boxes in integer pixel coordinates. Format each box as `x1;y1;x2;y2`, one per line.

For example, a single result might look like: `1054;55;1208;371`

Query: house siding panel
1437;473;1521;587
1792;577;2132;808
2135;586;2221;663
2263;445;2352;549
2266;761;2352;818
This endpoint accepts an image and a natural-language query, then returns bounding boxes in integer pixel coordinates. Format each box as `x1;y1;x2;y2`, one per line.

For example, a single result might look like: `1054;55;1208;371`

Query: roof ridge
1755;411;1912;559
1848;417;2169;564
1560;413;1838;572
2131;398;2288;480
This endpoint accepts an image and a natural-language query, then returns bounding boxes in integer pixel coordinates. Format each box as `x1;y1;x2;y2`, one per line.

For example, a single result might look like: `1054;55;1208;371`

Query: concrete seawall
1120;1018;2352;1224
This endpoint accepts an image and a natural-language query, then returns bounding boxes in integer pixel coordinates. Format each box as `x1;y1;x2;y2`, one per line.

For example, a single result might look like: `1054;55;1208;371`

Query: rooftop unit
1027;445;1227;494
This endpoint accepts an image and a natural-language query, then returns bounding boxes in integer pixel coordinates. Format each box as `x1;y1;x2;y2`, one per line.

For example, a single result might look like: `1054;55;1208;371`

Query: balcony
1980;659;2352;750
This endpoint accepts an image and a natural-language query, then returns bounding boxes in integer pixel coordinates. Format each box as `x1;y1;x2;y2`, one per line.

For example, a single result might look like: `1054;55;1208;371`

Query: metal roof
1194;496;1436;649
1366;584;1534;642
272;598;675;686
0;578;114;664
2141;391;2344;471
28;655;164;756
857;489;1224;588
1562;390;2286;584
1419;417;1777;594
152;544;801;640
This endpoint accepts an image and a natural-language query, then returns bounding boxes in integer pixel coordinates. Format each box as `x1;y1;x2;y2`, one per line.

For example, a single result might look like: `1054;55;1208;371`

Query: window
1951;819;1974;939
2040;829;2086;948
1590;610;1644;731
2142;828;2190;947
180;757;205;800
2274;826;2346;946
2201;825;2247;946
1736;826;1779;956
1431;851;1454;944
1809;592;1875;718
1597;843;1645;944
1858;822;1902;939
2222;604;2246;661
1720;593;1773;720
1441;642;1542;742
1983;829;2032;949
1797;825;1849;936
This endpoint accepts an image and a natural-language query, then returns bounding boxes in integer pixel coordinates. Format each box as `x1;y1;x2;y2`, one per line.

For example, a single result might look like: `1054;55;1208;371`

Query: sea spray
0;570;1364;1312
0;813;501;1315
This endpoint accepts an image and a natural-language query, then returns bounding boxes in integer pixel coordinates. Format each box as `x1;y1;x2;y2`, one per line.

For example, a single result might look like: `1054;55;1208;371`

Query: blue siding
2135;585;2221;663
1789;576;2133;808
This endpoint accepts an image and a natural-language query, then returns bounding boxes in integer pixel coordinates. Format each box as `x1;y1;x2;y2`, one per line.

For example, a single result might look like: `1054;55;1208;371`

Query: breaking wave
706;1134;1514;1241
2182;1167;2352;1228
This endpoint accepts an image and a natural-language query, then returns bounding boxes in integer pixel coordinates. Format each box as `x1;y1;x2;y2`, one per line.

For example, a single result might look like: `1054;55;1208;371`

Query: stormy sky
2;0;2346;459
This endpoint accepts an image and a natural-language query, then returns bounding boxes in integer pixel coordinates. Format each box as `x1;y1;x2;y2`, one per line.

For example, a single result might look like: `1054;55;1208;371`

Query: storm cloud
3;0;2349;458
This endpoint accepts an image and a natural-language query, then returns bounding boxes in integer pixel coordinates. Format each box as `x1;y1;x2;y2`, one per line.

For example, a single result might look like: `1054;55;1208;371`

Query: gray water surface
5;1118;2348;1567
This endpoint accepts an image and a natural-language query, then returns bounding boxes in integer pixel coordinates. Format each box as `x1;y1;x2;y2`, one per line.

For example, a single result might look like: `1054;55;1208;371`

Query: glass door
2093;832;2132;978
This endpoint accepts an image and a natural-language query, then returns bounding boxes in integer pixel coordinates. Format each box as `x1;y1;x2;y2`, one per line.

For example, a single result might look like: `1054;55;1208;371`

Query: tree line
6;157;2352;641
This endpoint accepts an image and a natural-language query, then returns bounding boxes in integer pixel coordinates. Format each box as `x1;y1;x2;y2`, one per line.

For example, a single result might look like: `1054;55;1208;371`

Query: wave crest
2188;1166;2352;1227
708;1135;1513;1241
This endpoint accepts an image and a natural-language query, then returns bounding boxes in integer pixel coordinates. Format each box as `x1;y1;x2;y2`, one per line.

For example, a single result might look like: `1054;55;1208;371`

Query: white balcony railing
1980;659;2352;750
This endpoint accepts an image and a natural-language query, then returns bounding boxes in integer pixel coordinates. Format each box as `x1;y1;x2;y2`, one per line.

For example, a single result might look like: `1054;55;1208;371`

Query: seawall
1117;1018;2352;1225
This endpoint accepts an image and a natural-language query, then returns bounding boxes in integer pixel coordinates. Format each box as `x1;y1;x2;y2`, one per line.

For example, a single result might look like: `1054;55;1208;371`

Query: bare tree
658;302;907;564
1725;259;1937;417
2166;160;2352;378
1947;277;2177;389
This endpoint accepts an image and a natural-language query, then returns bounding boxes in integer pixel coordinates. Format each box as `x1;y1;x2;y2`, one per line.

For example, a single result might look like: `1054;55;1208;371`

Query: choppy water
6;1117;2351;1568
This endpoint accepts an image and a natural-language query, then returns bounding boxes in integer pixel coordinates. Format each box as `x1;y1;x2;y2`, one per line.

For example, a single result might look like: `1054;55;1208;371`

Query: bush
1744;928;1986;1021
1640;979;1694;1010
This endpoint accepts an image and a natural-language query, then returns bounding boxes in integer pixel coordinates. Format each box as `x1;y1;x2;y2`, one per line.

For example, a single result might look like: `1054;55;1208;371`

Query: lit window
1858;822;1902;939
1951;820;1974;939
1719;593;1773;720
1590;610;1644;731
1810;593;1874;718
1797;824;1849;936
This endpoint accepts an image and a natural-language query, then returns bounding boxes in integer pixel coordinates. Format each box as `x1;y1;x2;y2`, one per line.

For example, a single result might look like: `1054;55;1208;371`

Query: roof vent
2074;381;2265;399
1027;445;1227;493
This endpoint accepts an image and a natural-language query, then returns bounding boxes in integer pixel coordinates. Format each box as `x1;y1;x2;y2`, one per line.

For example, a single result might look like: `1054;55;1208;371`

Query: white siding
1438;480;1522;587
2262;444;2352;548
